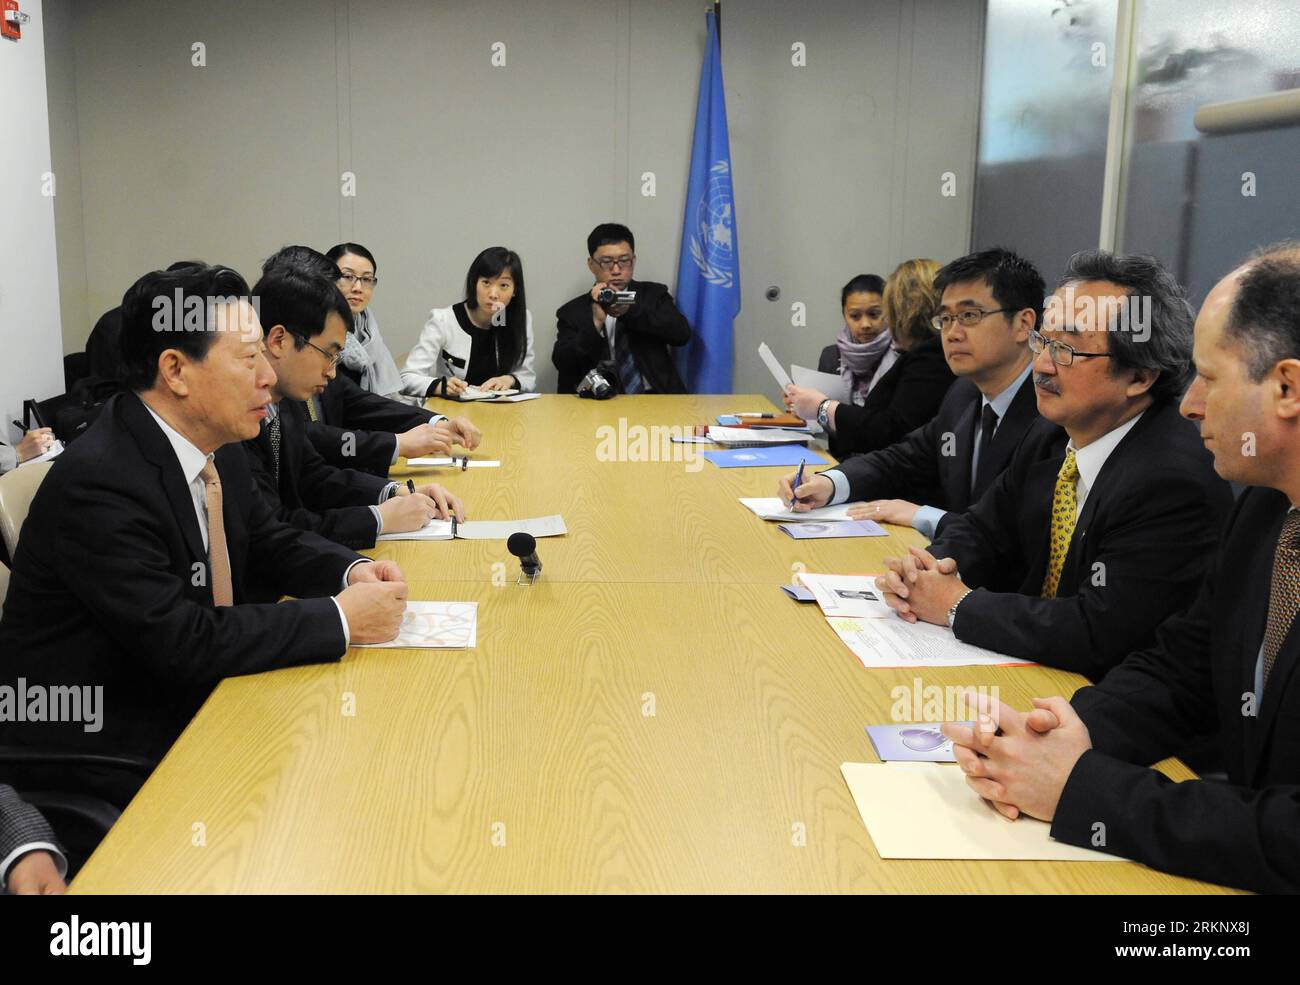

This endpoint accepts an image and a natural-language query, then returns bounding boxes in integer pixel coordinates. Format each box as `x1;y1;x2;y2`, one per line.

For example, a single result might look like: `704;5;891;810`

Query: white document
377;514;567;542
458;386;519;400
707;426;810;446
738;497;855;522
354;601;478;649
791;364;851;404
841;762;1122;862
828;615;1036;668
459;389;540;403
17;439;65;467
406;457;502;468
757;342;794;390
454;515;567;540
797;573;892;619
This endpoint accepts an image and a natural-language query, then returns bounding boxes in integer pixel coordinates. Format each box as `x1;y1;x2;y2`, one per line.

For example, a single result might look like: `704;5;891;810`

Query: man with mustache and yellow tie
876;251;1233;680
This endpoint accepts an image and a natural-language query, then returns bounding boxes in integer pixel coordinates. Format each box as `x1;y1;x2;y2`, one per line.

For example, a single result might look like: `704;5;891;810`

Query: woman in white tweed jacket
400;246;536;399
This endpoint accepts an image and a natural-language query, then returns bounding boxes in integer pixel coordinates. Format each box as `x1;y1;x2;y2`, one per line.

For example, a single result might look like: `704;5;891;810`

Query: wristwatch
947;589;973;629
816;398;832;428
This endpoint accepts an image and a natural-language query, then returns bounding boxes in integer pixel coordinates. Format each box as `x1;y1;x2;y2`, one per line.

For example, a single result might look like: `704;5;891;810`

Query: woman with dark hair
815;273;888;391
323;243;414;405
784;258;954;458
401;247;536;398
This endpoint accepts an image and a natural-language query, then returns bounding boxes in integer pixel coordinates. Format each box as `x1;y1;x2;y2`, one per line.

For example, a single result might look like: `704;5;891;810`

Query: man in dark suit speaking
0;263;406;802
877;251;1233;679
944;242;1300;894
553;223;693;394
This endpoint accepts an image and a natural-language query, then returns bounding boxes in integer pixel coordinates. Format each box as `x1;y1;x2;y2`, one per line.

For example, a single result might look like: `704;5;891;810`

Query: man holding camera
553;223;693;395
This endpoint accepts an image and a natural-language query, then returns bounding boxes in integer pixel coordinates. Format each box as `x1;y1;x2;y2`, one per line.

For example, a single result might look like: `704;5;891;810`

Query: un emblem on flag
689;161;736;288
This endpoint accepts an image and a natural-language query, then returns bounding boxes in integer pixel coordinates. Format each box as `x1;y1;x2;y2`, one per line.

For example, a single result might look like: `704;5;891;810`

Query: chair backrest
0;461;54;558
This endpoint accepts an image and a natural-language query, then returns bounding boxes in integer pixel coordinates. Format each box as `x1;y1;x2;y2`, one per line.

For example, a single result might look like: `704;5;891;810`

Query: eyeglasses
297;335;342;368
1028;329;1114;367
592;255;635;271
930;307;1015;332
338;273;378;289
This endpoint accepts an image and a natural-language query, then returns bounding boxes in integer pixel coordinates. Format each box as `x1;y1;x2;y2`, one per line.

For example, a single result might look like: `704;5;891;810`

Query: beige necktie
199;460;234;606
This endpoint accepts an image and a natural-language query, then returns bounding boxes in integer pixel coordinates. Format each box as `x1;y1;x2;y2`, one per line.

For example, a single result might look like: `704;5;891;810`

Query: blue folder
702;446;828;469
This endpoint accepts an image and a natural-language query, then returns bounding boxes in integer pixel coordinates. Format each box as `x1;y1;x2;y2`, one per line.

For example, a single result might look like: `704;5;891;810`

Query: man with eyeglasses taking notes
779;249;1065;544
875;251;1233;679
553;223;693;394
242;258;463;584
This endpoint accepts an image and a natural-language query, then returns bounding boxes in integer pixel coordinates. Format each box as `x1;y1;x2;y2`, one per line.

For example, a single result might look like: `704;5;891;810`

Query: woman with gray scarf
325;243;420;406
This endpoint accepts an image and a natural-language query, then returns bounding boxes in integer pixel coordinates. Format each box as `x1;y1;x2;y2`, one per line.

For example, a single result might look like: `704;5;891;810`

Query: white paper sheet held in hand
829;615;1036;668
791;364;850;404
378;514;567;541
738;497;855;522
840;762;1122;862
756;342;793;390
355;601;477;649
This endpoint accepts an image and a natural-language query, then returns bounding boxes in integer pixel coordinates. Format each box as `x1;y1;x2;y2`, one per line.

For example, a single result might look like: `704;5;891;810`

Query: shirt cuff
912;505;945;541
429;414;447;426
370;505;384;536
378;481;399;504
822;469;850;506
389;435;400;465
1;842;67;892
335;557;373;649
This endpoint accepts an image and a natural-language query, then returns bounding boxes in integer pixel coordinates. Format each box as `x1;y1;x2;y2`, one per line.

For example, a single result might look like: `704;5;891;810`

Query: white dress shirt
1069;409;1145;516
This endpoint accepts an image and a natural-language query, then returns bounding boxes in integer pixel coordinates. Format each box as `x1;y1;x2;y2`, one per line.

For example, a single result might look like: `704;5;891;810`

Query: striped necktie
1263;509;1300;688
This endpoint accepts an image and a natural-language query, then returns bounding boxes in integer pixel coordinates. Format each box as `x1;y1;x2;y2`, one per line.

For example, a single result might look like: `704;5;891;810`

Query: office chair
0;460;54;559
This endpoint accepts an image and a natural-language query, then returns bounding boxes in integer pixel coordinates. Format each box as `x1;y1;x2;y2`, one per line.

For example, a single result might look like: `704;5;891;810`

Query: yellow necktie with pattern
1041;449;1080;599
305;396;320;421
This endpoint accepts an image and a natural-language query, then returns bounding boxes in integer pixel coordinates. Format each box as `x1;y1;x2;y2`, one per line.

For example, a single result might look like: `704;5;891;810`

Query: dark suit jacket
243;399;388;560
830;372;1065;525
1052;487;1300;893
0;392;360;777
930;400;1234;678
307;373;436;475
829;334;956;458
553;280;692;394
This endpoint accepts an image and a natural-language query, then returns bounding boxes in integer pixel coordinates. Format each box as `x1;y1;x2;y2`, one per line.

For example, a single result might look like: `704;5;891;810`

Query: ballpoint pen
789;459;806;509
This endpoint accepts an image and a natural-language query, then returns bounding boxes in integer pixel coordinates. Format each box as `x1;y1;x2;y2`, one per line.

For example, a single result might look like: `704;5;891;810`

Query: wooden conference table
72;395;1233;893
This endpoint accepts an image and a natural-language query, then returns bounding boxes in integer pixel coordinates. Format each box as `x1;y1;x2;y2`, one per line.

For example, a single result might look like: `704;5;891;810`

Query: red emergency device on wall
2;0;25;42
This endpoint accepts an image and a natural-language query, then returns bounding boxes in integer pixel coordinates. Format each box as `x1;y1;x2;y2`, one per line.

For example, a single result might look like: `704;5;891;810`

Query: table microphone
508;532;542;582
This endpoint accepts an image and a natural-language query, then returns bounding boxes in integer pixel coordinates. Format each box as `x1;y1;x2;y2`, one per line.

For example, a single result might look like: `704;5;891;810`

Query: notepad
738;498;855;522
840;762;1122;861
377;514;567;541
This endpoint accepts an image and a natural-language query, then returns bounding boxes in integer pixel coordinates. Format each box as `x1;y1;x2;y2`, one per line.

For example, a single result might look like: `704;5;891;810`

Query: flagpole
713;0;721;48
